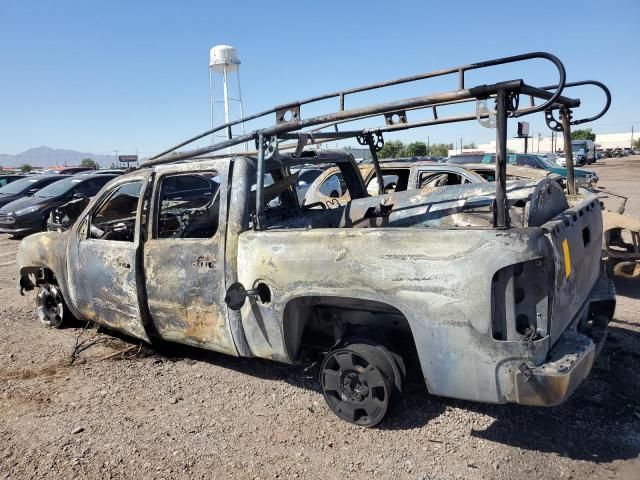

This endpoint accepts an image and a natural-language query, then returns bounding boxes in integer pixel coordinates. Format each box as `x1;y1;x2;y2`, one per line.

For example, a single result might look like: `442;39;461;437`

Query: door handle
116;258;131;269
192;257;214;269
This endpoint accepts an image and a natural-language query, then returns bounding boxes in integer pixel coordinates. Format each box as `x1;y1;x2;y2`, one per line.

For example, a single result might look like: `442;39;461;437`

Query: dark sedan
0;174;118;237
0;175;25;187
0;174;69;210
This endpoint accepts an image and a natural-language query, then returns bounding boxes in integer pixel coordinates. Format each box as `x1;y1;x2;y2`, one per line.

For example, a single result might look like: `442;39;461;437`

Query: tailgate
542;194;603;345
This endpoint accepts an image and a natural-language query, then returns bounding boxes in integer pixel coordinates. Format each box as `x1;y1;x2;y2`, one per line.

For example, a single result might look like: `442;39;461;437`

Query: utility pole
427;136;430;155
632;125;635;149
460;137;463;153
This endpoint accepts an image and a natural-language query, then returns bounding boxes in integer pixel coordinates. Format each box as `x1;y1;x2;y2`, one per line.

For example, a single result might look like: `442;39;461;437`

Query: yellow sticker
562;239;571;278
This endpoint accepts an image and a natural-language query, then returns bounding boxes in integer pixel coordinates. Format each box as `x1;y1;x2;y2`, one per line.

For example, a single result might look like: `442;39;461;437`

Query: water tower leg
223;68;231;139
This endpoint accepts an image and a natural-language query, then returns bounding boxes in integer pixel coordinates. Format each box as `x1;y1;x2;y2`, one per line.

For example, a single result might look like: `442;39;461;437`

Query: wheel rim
321;349;391;426
36;284;64;328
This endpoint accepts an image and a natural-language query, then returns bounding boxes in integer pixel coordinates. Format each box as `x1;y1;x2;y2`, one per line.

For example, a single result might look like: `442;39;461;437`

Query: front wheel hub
341;371;369;402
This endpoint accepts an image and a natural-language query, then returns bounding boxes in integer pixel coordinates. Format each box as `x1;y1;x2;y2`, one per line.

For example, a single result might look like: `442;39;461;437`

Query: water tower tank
209;44;240;72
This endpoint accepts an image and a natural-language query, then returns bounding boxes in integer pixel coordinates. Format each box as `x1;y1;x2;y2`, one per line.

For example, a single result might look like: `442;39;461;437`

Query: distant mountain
0;146;120;168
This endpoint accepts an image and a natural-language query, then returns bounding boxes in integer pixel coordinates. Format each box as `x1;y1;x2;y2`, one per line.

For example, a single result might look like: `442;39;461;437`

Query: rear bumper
512;276;614;406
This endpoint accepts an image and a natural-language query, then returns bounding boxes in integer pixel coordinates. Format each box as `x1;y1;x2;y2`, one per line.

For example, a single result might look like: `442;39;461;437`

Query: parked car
44;166;96;175
0;174;69;209
570;140;596;165
293;167;342;205
446;153;485;164
0;174;25;187
538;153;557;163
0;174;118;237
481;154;598;187
86;169;127;175
47;170;126;231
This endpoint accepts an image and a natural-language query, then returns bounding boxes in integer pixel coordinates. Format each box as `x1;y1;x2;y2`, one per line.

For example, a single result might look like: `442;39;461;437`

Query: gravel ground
1;157;639;480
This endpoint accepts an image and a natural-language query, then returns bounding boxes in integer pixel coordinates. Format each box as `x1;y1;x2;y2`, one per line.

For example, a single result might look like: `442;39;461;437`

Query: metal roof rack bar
140;52;610;232
147;51;568;163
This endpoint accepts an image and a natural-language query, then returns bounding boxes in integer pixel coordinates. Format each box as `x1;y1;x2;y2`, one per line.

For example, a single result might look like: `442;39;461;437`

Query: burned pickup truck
17;53;615;426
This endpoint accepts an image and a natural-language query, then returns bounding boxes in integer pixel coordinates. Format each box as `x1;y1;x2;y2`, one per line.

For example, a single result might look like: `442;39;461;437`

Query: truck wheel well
20;267;57;290
283;296;418;364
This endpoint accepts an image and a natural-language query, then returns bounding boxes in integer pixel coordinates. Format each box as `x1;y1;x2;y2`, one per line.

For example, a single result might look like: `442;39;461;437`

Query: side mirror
26;189;38;196
73;192;87;199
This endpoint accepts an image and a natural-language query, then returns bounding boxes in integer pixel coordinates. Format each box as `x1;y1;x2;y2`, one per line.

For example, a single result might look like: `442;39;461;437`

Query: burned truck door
66;174;150;342
142;161;238;355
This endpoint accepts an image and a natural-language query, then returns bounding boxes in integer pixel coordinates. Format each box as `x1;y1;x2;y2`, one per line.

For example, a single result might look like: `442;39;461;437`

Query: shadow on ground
83;316;639;463
59;273;639;461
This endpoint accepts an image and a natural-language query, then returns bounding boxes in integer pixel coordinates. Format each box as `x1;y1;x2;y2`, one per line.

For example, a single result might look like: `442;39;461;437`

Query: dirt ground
1;157;639;480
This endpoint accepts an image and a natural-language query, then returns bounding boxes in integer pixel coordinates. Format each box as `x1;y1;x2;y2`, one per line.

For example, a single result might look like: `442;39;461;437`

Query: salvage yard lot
1;158;639;480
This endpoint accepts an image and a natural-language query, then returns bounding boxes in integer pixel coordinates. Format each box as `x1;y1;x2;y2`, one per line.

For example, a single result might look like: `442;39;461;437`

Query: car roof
367;160;438;168
71;173;119;182
30;173;72;180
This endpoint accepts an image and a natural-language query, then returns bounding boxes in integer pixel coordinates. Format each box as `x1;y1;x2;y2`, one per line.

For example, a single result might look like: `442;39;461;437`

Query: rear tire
320;342;401;427
36;284;68;328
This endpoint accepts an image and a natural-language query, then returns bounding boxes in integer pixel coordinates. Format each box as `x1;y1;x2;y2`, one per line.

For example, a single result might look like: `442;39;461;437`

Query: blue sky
1;0;638;156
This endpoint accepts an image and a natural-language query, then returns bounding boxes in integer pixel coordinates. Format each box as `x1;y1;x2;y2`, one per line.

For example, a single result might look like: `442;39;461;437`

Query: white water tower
209;44;245;147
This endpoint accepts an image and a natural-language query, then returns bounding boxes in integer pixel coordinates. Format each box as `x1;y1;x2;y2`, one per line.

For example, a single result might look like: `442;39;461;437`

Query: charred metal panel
65;172;151;342
142;160;238;355
144;239;236;355
542;193;604;345
72;238;148;340
223;158;254;356
17;232;71;302
339;181;538;229
237;226;552;403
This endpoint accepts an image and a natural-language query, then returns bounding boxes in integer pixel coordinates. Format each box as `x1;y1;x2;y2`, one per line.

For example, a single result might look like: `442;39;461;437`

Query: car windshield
535;156;559;169
0;177;42;195
34;177;78;198
447;155;484;164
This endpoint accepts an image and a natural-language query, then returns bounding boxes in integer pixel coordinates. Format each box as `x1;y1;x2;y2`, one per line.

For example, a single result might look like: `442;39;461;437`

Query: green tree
463;142;477;149
378;140;405;159
429;143;453;157
20;164;32;173
81;158;98;169
405;141;428;157
571;129;596;141
632;138;640;150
